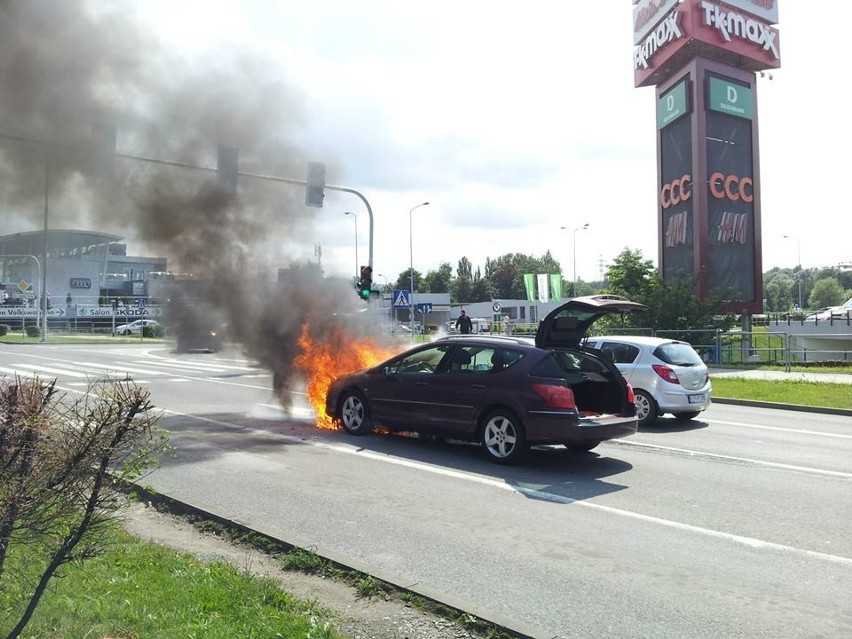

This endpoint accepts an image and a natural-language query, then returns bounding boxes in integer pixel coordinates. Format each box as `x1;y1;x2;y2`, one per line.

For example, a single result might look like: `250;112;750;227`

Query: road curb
712;396;852;417
127;484;557;639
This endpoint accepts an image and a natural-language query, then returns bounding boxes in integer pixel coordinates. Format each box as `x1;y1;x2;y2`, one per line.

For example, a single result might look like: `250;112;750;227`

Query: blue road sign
392;290;410;308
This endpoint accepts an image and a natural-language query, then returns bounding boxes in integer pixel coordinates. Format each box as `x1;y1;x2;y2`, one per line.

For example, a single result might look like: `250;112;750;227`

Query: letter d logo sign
727;85;738;104
666;94;675;111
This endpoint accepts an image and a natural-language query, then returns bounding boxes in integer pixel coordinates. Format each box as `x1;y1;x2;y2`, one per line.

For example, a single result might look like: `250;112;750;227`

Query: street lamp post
409;201;429;335
344;211;358;281
782;234;803;309
561;223;589;297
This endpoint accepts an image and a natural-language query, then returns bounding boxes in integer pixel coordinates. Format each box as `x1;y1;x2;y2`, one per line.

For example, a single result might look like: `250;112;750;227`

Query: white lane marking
612;440;852;479
12;364;90;378
707;418;852;439
0;366;39;379
78;361;169;376
131;360;233;372
136;359;259;372
160;409;852;568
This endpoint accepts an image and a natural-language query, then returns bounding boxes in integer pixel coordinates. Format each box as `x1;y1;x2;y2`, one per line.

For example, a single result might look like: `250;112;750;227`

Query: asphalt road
1;343;850;639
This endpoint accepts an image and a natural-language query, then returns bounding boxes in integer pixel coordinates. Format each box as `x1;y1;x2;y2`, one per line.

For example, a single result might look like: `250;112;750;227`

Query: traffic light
217;145;240;194
357;265;373;300
305;161;325;208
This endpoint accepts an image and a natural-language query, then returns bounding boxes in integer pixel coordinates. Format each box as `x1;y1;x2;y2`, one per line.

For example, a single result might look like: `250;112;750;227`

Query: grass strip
1;527;342;639
712;377;852;410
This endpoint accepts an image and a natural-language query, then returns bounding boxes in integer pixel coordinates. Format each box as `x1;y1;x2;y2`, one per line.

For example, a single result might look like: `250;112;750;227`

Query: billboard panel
635;0;780;87
659;114;695;281
633;0;680;45
718;0;779;24
657;77;692;129
705;85;757;303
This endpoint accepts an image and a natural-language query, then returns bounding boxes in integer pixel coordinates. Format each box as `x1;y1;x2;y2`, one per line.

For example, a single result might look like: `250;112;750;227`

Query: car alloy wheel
634;389;658;426
339;391;372;435
480;409;527;464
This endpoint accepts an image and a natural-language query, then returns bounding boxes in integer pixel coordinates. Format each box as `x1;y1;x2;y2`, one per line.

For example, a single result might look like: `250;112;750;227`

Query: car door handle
415;381;429;386
470;384;487;389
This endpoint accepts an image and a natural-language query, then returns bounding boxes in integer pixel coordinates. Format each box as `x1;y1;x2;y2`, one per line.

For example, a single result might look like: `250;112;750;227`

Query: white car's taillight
652;364;680;385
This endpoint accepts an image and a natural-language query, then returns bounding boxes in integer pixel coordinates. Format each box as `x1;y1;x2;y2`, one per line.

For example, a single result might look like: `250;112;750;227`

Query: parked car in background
585;335;711;426
114;319;162;336
174;320;223;353
326;295;647;464
804;297;852;321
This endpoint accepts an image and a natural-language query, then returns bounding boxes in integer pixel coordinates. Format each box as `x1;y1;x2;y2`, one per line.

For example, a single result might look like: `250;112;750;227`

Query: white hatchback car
114;319;161;336
585;335;712;426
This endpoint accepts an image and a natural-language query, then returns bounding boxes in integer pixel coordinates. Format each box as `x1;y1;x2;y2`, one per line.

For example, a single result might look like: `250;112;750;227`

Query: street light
782;234;803;309
344;211;358;281
782;234;801;268
409;201;429;334
561;223;589;297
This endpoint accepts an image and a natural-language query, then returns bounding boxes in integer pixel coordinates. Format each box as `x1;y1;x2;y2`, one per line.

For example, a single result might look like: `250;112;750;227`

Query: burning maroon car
325;295;647;464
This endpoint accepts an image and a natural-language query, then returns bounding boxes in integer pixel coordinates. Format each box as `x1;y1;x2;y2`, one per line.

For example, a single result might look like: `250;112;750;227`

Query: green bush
143;325;165;338
0;324;7;336
25;325;41;338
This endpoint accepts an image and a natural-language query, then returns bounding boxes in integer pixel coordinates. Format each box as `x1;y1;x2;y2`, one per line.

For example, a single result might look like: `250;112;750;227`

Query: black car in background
326;295;647;464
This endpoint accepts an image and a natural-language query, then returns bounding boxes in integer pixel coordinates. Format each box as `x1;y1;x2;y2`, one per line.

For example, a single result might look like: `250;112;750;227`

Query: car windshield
653;342;703;366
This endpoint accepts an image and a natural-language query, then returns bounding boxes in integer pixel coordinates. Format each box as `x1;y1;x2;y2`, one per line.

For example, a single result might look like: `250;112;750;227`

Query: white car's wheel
634;390;658;426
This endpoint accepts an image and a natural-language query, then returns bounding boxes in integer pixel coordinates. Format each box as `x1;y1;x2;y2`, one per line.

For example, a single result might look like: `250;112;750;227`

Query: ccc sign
661;172;753;208
660;174;691;209
709;172;753;202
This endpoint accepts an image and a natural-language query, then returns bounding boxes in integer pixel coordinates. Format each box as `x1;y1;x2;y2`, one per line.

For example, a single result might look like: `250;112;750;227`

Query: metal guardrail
587;327;850;372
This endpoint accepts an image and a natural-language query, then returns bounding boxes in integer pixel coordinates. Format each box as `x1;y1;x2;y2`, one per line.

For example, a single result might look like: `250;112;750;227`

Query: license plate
688;394;705;404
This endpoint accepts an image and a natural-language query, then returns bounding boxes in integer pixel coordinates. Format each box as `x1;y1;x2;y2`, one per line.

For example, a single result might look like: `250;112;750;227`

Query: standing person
456;309;473;334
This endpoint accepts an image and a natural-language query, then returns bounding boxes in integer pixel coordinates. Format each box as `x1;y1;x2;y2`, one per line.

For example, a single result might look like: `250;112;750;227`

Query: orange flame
294;324;401;429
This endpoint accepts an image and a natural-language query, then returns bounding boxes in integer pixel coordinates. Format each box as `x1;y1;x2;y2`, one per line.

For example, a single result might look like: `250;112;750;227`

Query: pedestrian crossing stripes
0;357;270;385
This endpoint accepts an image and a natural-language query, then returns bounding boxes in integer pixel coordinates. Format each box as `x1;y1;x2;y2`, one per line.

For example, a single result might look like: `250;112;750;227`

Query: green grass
1;528;344;639
712;377;852;410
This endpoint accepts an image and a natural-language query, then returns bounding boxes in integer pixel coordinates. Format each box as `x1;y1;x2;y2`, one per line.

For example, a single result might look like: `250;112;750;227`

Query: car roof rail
435;334;533;345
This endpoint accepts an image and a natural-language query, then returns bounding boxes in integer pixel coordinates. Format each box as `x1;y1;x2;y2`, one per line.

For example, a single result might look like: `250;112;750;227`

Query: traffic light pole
115;153;375;271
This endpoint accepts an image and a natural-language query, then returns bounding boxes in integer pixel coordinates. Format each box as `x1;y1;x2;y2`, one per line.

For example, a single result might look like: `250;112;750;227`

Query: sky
2;1;848;289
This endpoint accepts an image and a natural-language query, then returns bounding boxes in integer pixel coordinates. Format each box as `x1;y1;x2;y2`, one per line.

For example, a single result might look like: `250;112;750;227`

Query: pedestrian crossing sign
392;290;410;308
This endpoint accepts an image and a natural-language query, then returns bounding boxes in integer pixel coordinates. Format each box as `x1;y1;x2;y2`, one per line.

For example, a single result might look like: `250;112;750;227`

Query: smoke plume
0;0;377;400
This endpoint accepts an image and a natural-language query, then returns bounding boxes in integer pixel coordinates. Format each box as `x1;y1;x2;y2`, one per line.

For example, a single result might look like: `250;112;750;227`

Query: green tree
604;249;657;299
453;276;473;303
808;276;848;309
470;272;495;303
423;262;453;294
393;269;425;294
484;253;564;300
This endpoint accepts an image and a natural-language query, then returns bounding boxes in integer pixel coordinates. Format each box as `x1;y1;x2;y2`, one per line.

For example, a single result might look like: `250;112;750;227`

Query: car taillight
626;383;635;404
532;384;577;409
652;364;680;385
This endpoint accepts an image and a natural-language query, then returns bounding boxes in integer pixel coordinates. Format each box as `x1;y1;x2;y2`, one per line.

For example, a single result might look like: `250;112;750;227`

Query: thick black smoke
0;0;377;399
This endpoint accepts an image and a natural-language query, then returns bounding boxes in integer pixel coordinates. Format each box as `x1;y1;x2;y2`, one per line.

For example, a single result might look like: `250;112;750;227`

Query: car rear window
653;342;703;366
